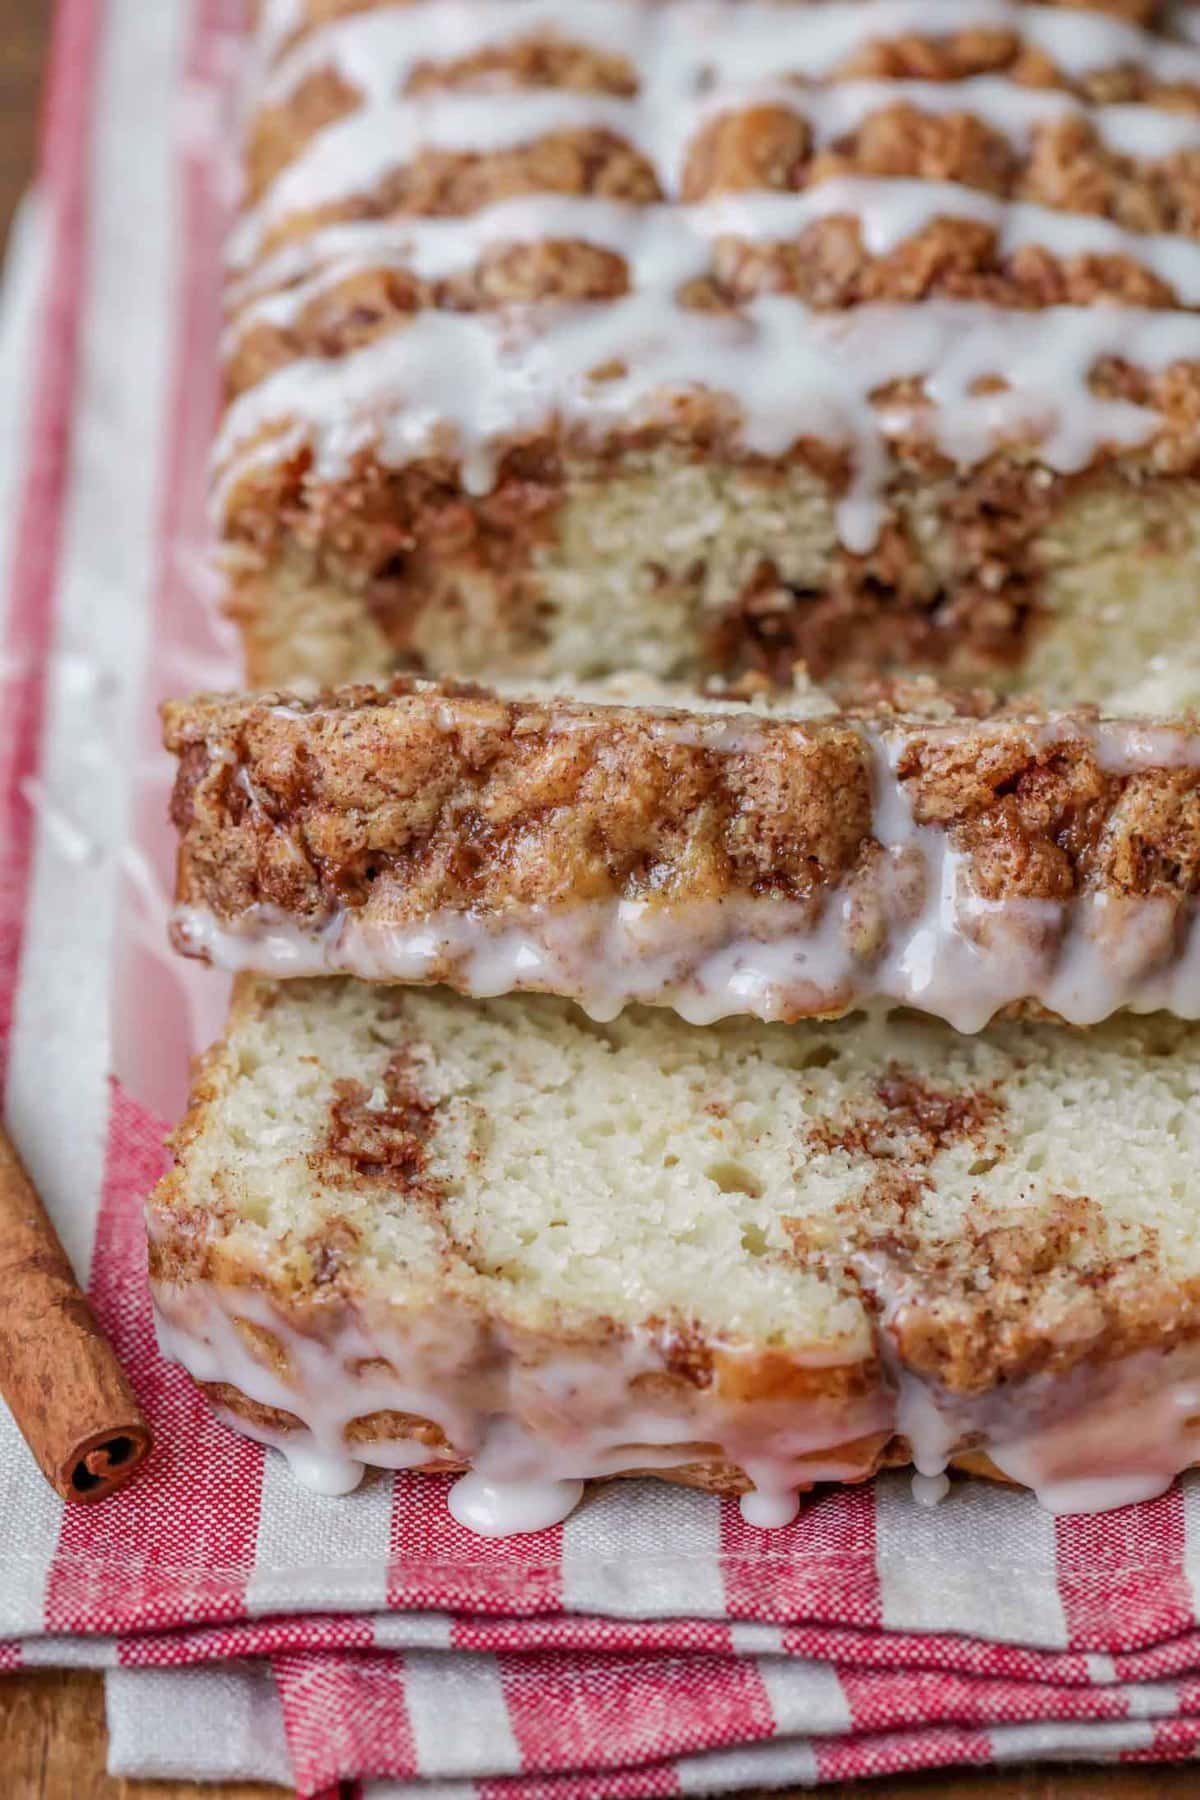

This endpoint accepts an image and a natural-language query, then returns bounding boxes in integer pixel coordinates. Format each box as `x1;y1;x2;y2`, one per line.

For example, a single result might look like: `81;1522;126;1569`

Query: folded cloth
4;2;1200;1794
102;1648;1200;1797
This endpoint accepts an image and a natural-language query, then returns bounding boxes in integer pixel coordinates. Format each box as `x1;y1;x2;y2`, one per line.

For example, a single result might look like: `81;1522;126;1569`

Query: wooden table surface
3;6;1200;1798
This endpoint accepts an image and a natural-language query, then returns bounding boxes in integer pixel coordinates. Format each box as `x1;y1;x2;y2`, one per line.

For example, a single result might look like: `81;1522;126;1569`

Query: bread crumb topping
165;676;1200;1030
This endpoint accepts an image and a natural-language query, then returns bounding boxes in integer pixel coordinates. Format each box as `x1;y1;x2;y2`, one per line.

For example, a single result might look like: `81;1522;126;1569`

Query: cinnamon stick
0;1127;152;1502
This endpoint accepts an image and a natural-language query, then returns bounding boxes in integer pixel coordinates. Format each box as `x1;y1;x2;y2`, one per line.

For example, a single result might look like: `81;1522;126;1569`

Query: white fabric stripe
731;1621;784;1654
1087;1652;1118;1684
21;1634;118;1668
990;1717;1157;1761
0;196;46;658
105;1664;294;1786
0;197;68;1640
4;0;183;1276
755;1655;853;1737
874;1470;1069;1647
246;1455;394;1615
401;1649;523;1778
676;1734;821;1792
560;1480;727;1614
373;1610;454;1650
1124;1680;1179;1718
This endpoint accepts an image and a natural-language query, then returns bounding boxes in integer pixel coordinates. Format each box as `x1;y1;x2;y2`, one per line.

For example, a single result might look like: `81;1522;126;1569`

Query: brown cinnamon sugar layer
247;42;642;201
163;671;1200;939
220;396;1200;579
254;129;666;259
249;96;1200;243
165;676;875;924
243;111;1200;261
683;108;1200;226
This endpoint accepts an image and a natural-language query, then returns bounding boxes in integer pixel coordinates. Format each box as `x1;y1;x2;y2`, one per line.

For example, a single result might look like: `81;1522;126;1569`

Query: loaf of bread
224;1;1200;696
150;973;1200;1527
165;670;1200;1031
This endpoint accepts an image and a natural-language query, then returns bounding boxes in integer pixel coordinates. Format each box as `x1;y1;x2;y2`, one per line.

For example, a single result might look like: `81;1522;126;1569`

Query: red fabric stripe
116;1611;375;1668
387;1473;567;1613
0;0;102;1079
44;1085;262;1633
1057;1489;1195;1654
44;0;265;1640
1123;1716;1200;1761
782;1619;1095;1685
837;1663;1132;1734
72;1607;1200;1730
815;1723;994;1782
27;1597;1200;1683
499;1648;774;1774
451;1614;734;1657
274;1650;417;1795
476;1770;682;1800
719;1484;882;1627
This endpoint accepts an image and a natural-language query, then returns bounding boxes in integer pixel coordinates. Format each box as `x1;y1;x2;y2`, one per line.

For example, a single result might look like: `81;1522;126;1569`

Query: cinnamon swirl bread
224;0;1200;695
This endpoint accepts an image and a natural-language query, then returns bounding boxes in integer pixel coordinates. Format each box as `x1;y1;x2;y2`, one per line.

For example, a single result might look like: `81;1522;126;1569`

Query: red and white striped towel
5;3;1200;1793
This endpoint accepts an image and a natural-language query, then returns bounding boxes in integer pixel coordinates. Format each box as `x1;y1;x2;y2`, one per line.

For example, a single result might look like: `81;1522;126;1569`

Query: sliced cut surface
150;976;1200;1530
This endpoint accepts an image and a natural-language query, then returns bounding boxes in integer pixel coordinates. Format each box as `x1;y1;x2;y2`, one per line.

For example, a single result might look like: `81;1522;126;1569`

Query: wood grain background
2;4;1199;1796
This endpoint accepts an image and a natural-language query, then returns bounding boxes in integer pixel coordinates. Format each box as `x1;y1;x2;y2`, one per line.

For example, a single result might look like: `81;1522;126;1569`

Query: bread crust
162;677;1200;1030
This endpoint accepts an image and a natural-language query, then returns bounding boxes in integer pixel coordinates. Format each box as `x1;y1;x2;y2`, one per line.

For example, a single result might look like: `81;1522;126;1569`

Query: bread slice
164;672;1200;1033
149;975;1200;1530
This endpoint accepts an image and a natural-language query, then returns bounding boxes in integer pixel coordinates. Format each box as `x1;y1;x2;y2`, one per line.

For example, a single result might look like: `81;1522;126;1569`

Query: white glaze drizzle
151;1274;888;1533
259;2;1200;116
738;1480;803;1529
281;1444;365;1495
225;179;1200;351
256;0;304;67
230;76;1200;270
170;887;1200;1036
448;1471;585;1536
150;1270;1200;1532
